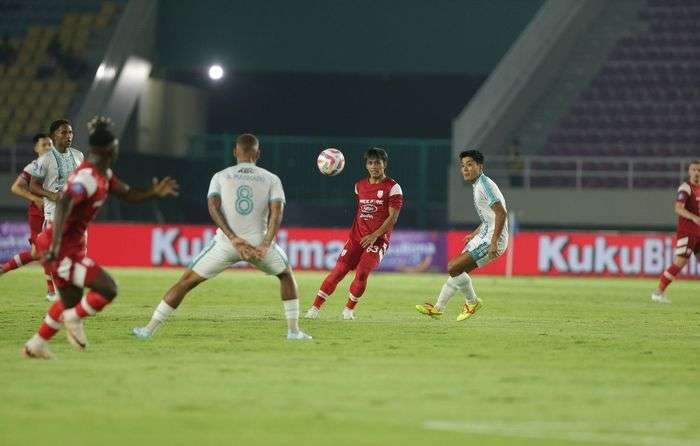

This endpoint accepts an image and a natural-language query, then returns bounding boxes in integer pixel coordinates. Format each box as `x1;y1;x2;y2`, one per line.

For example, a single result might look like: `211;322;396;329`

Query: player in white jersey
133;134;312;340
416;149;508;321
30;119;84;226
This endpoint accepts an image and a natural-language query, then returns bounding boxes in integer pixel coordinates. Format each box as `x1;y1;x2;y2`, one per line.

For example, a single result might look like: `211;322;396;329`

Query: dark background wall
156;0;544;75
155;0;543;138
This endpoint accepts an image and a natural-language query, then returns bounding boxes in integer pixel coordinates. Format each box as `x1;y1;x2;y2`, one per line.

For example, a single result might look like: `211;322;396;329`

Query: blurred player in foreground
133;134;312;340
0;134;56;300
651;160;700;303
305;147;403;320
416;150;508;321
23;118;179;359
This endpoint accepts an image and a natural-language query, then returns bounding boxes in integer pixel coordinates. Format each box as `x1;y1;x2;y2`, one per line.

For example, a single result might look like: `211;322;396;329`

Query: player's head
459;149;484;182
87;116;119;166
364;147;387;180
48;119;73;149
688;160;700;184
32;132;53;156
234;133;260;163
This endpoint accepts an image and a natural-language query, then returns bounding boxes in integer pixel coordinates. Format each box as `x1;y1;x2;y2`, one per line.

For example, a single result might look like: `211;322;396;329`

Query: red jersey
349;177;403;243
19;160;44;219
59;161;119;250
676;181;700;236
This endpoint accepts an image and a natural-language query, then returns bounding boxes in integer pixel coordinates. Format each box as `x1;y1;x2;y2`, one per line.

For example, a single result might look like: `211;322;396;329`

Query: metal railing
477;155;694;189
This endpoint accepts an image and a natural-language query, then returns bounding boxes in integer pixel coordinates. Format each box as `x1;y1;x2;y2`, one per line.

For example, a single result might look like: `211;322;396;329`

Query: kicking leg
308;261;352;316
343;253;380;319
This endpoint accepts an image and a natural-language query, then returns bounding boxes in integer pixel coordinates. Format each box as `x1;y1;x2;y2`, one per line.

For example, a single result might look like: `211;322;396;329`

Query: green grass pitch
1;267;699;446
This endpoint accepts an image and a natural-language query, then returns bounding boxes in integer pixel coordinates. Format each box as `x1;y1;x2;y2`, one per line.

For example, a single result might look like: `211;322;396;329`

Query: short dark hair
236;133;259;152
689;160;700;168
32;133;49;143
49;119;71;135
459;149;484;165
364;147;388;164
87;116;116;148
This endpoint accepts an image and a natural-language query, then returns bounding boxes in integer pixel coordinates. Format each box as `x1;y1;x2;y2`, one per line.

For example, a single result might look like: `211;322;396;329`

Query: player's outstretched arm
488;202;507;258
206;195;255;260
11;176;43;208
29;175;59;202
360;206;401;248
112;177;179;203
675;202;700;225
256;201;284;259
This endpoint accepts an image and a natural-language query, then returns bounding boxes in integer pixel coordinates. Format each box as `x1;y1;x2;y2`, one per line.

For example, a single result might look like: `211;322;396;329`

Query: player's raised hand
361;233;379;249
151;177;180;197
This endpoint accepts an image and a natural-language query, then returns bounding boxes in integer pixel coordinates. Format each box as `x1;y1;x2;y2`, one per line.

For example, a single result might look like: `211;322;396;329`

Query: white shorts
189;235;290;278
462;234;508;267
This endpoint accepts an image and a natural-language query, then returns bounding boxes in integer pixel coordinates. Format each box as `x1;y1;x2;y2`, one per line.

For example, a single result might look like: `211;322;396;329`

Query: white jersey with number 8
206;162;285;246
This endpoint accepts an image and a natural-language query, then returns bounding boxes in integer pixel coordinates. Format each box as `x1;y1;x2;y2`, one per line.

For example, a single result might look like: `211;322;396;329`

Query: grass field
1;267;699;446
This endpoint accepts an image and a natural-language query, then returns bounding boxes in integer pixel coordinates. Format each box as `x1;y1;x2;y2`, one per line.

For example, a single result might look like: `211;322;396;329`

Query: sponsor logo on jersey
377;190;383;198
360;204;378;214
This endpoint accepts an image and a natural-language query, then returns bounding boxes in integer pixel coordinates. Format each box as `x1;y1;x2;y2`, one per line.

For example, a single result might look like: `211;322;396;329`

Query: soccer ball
317;148;345;176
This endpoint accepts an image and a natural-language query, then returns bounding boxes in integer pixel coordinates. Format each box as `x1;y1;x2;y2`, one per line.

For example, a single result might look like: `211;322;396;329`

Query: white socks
283;299;300;333
435;273;477;310
145;300;175;333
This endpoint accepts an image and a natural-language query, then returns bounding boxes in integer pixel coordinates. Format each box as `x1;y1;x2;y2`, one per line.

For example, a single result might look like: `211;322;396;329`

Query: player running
416;150;508;321
0;133;57;300
305;147;403;320
23;117;179;359
132;134;312;340
651;160;700;304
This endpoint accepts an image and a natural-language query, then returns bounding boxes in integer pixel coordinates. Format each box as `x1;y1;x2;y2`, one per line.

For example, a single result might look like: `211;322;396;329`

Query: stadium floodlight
208;64;224;81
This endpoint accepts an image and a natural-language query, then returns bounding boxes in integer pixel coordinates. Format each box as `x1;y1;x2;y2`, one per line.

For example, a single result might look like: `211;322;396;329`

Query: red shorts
675;233;700;258
27;213;44;246
337;238;388;271
35;229;100;289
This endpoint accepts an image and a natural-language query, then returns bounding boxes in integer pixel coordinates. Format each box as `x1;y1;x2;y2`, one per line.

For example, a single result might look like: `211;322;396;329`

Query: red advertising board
27;222;699;278
87;223;349;270
447;230;700;278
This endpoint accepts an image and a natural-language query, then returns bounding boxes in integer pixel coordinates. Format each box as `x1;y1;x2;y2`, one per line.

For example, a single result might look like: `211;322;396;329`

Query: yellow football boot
457;298;483;322
415;303;443;318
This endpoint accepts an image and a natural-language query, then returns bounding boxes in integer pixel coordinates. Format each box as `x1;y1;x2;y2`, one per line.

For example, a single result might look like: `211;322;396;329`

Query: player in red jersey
305;148;403;320
651;160;700;304
22;117;179;359
0;133;58;300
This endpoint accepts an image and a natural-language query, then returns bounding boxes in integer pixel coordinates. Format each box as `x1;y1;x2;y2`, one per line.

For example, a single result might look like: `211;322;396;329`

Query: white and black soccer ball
317;148;345;176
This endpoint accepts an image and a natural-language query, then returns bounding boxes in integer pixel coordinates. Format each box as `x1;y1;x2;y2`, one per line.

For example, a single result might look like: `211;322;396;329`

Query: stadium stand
540;0;700;187
0;0;123;157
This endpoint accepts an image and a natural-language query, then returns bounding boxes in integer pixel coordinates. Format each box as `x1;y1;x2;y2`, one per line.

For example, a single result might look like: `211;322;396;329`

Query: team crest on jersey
377;190;383;198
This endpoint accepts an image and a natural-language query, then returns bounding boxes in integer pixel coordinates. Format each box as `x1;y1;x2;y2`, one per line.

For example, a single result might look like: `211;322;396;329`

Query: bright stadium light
208;64;224;81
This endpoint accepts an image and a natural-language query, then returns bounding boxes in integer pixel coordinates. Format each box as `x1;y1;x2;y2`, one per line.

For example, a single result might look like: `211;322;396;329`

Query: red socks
37;300;65;340
1;251;34;273
74;291;111;318
658;264;681;292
